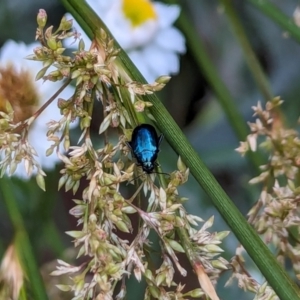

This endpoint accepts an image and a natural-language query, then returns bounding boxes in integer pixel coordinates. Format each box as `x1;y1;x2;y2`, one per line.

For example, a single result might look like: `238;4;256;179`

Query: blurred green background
1;0;300;299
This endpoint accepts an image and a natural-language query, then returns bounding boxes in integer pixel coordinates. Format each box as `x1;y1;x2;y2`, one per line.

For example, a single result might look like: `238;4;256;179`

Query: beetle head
142;162;155;174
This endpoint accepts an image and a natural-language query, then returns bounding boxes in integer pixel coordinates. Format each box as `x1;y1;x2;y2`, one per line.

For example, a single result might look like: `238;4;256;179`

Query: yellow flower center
122;0;157;27
0;65;38;124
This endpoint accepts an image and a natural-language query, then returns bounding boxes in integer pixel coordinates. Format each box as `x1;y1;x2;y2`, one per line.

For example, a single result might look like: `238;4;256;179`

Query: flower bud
37;9;47;28
47;37;58;50
155;75;171;84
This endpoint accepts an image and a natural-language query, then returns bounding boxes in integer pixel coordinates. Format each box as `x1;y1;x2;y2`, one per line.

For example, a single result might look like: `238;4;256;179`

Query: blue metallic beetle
127;124;163;174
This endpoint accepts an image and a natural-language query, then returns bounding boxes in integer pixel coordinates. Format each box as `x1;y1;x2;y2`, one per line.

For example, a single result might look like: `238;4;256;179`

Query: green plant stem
166;0;262;172
220;1;286;128
248;0;300;43
164;0;248;140
44;221;65;257
148;94;300;300
19;286;28;300
220;0;273;102
0;178;48;300
60;1;300;299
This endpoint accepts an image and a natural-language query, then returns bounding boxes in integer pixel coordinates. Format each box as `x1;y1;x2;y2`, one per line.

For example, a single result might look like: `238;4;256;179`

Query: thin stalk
166;0;248;141
44;221;65;257
147;92;300;300
60;1;300;299
164;0;262;171
0;178;48;300
220;0;286;128
220;0;273;102
248;0;300;44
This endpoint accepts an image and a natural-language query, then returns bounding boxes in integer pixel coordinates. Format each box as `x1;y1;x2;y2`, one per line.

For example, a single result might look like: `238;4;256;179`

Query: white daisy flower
0;40;76;179
66;0;186;82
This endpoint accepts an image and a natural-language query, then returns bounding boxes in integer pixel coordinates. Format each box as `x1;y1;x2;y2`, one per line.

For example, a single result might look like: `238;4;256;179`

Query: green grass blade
0;178;48;300
165;0;262;171
220;0;273;102
248;0;300;43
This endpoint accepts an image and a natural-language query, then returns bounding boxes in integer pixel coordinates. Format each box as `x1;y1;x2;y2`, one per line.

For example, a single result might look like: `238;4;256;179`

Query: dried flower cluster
0;244;24;300
234;97;300;299
0;10;230;300
226;245;279;300
0;98;47;186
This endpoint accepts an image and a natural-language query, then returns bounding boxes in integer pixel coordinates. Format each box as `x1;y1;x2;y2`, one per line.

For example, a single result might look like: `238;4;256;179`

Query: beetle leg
125;141;132;150
158;134;164;146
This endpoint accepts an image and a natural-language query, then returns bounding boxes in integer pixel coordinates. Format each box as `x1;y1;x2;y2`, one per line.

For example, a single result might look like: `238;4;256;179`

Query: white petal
106;17;133;49
154;27;186;53
128;50;154;82
154;3;180;29
1;40;39;72
124;20;158;49
86;0;116;13
142;44;180;77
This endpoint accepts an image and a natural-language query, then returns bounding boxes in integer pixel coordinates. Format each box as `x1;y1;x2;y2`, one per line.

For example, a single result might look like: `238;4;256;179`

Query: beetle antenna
126;171;170;185
126;173;146;185
153;171;170;177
